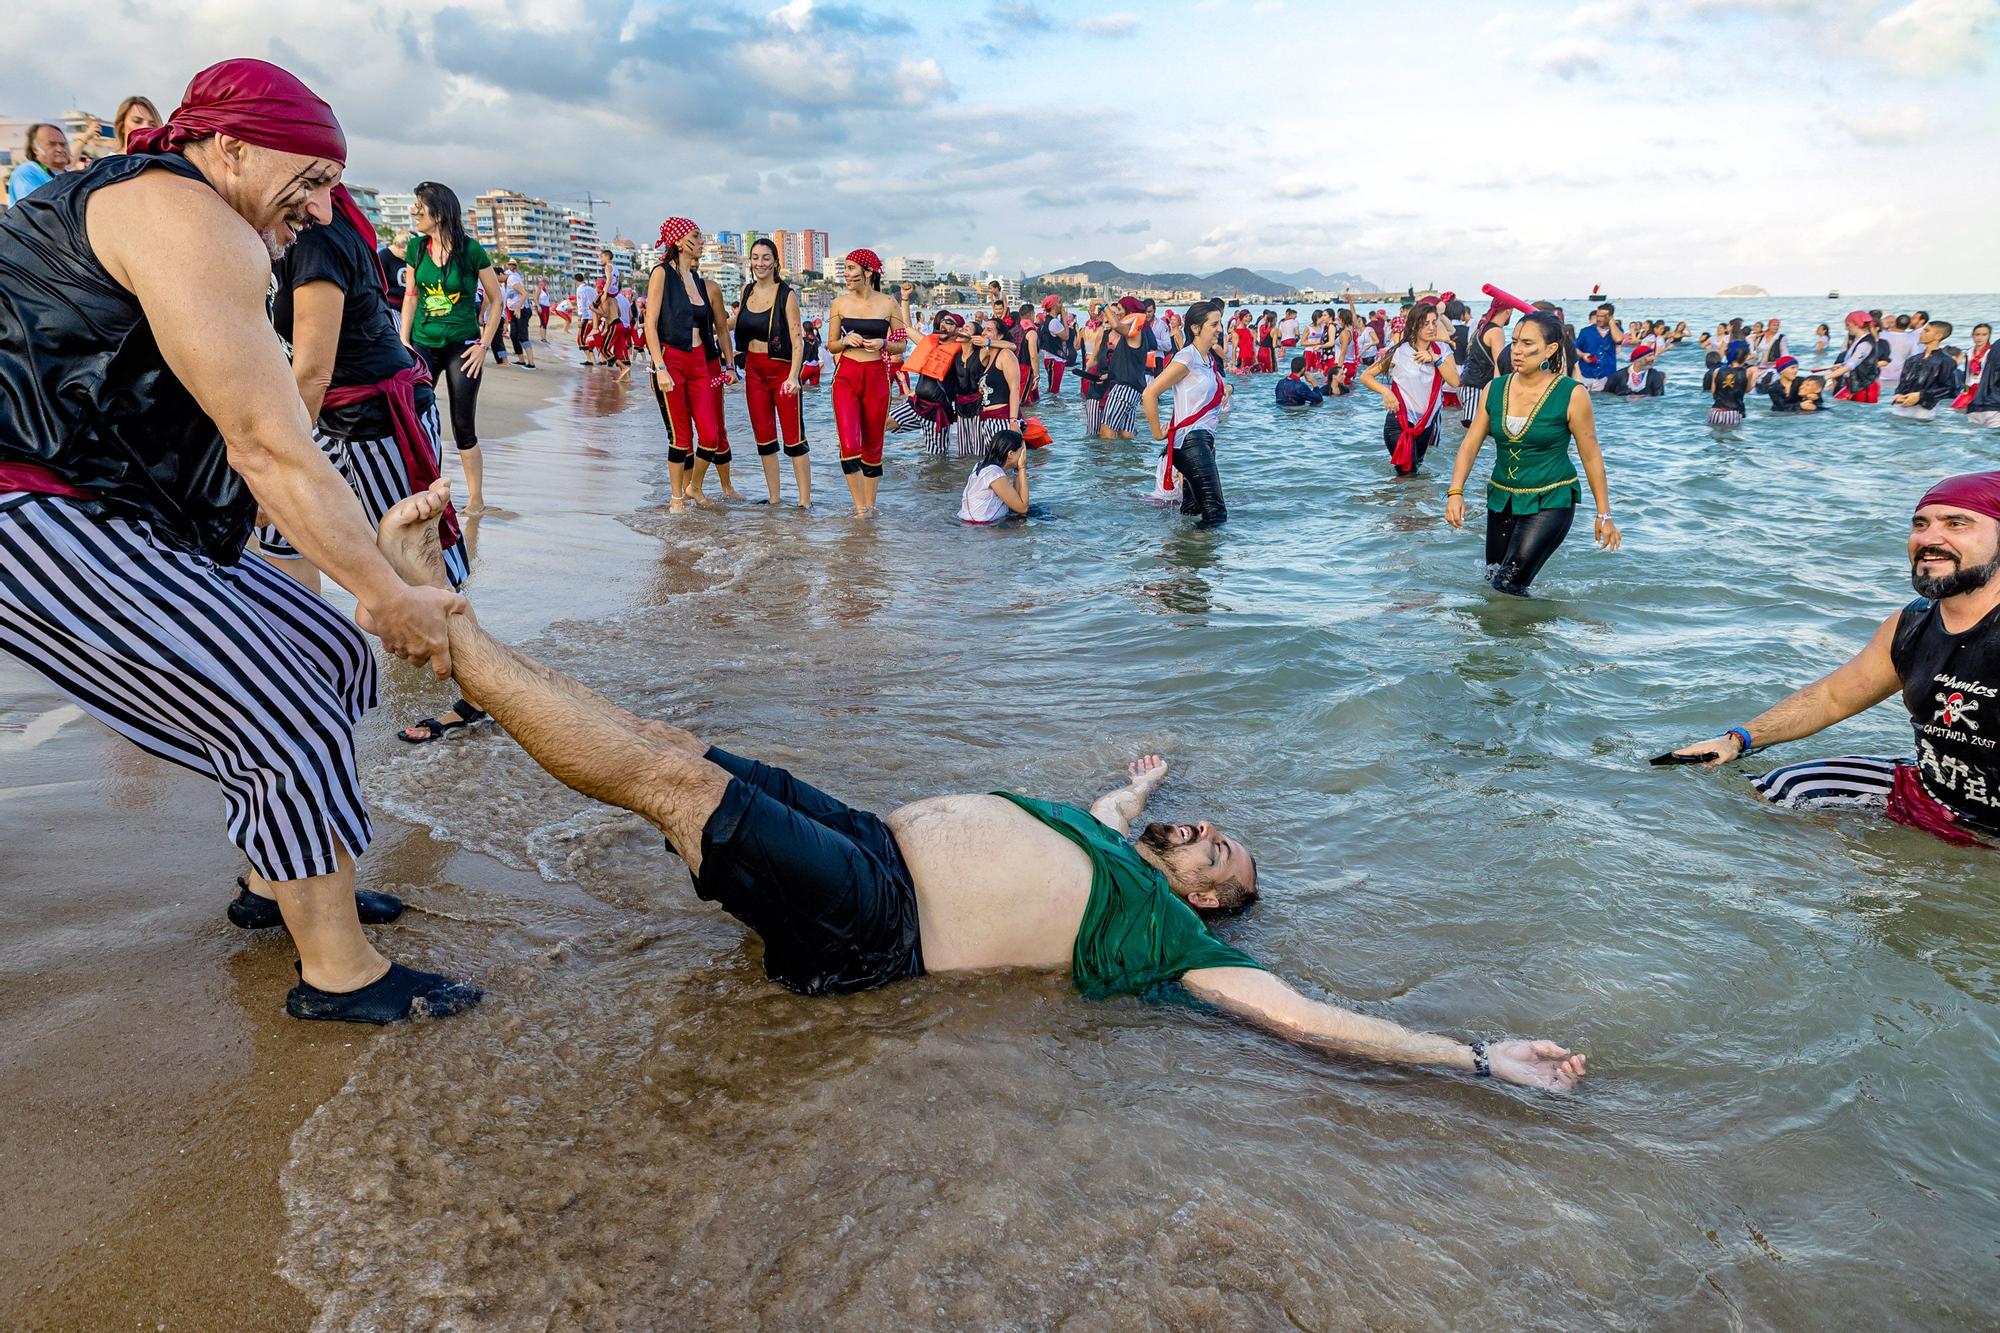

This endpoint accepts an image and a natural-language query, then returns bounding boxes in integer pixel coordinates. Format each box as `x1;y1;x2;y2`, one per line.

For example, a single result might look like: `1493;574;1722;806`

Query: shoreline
0;342;625;1331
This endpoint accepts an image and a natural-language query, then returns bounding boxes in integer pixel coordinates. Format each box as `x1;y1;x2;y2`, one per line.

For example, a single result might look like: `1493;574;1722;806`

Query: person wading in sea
361;482;1589;1089
0;58;477;1023
1664;472;2000;847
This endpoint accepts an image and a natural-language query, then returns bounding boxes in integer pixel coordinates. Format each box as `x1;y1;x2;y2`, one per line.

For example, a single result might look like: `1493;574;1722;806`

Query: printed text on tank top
1893;599;2000;834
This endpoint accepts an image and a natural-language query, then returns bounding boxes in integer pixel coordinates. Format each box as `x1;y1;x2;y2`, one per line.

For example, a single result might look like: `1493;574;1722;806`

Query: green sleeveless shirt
1483;374;1582;515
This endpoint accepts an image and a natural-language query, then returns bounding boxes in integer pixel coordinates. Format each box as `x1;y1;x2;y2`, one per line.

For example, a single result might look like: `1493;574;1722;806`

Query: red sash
1885;762;1987;848
1387;343;1446;470
1953;344;1989;411
0;461;93;500
321;361;463;550
1158;373;1226;492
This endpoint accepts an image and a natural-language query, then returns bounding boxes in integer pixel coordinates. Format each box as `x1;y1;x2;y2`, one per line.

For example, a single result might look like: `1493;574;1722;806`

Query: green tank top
992;793;1263;999
1483;374;1582;515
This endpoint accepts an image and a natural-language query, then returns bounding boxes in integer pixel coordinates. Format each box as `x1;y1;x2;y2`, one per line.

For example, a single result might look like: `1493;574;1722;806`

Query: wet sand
0;344;642;1330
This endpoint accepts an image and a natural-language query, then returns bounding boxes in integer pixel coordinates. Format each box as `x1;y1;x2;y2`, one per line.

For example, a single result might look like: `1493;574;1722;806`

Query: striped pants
0;494;376;881
255;407;470;588
1749;754;1903;811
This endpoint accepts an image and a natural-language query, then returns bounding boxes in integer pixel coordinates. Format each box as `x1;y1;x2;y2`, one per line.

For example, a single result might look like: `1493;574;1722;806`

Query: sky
12;0;2000;294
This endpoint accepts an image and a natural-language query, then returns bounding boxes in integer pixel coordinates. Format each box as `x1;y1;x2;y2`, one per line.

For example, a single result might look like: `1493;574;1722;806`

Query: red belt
0;461;93;500
321;362;462;549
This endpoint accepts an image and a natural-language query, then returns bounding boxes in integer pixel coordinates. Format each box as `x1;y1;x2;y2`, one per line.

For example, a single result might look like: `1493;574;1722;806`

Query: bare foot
377;480;453;590
720;488;744;500
669;498;686;515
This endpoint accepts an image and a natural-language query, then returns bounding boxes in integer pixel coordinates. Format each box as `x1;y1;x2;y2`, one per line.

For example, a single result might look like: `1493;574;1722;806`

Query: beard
259;228;294;261
1137;823;1176;854
1912;548;2000;599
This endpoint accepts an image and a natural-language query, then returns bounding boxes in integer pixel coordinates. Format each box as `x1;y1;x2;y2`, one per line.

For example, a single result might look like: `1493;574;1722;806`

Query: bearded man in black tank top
0;59;476;1023
1665;472;2000;846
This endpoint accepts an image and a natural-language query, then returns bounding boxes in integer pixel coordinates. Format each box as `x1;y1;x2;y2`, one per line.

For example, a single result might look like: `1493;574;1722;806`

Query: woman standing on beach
827;248;905;516
1360;300;1460;476
1444;312;1619;596
397;181;503;513
644;217;736;513
735;237;810;507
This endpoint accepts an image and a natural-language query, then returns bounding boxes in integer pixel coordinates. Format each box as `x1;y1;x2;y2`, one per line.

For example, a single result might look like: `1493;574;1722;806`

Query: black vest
0;152;255;562
733;280;793;361
1893;597;2000;835
651;263;721;360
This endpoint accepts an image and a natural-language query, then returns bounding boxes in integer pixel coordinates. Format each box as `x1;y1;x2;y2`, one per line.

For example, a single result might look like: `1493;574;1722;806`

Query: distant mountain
1039;259;1377;298
1254;267;1377;292
1715;284;1770;298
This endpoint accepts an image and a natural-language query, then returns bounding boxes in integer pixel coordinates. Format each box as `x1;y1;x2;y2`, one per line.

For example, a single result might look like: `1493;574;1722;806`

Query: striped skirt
1708;408;1744;428
255;404;469;588
0;493;377;880
1749;754;1902;811
1102;385;1142;436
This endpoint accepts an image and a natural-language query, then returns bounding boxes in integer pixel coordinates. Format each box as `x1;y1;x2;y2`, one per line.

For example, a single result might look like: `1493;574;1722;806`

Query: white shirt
958;464;1012;523
1387;342;1454;425
1278;317;1299;342
615;291;633;324
1882;329;1919;386
503;272;526;314
575;281;597;314
1169;345;1224;433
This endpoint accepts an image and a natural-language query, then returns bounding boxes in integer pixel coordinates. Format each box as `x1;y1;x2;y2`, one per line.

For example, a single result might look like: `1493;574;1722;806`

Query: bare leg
760;449;782;504
791;452;812;509
259;550;324;594
717;459;742;499
687;454;710;505
248;846;390;992
461;444;487;513
379;485;728;871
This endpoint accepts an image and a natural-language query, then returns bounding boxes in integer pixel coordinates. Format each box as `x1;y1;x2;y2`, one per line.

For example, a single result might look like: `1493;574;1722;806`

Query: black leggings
1382;412;1441;473
1484;505;1575;595
417;339;482;451
1174;430;1227;527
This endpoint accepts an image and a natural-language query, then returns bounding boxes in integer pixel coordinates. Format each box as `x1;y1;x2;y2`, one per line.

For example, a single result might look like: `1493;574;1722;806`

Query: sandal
399;701;488;744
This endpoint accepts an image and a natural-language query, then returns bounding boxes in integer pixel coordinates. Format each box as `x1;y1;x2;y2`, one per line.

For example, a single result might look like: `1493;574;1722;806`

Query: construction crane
552;192;612;220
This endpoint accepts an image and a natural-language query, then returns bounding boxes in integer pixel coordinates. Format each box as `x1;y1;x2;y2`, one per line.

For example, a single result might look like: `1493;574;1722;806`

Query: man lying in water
350;483;1587;1090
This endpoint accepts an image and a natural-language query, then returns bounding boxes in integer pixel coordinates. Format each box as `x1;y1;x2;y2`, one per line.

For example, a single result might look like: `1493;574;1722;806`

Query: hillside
1041;259;1380;298
1254;267;1376;291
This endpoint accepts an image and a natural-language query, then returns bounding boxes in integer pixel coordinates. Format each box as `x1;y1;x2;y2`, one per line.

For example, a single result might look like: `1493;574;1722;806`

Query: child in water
957;428;1031;524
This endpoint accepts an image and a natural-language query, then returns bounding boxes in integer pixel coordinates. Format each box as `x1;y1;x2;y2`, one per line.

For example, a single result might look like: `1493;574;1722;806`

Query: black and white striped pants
255;407;469;588
1102;385;1141;436
1749;754;1903;811
0;493;376;881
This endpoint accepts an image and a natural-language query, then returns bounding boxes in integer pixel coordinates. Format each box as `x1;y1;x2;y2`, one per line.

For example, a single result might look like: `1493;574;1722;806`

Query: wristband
1469;1040;1492;1078
1447;487;1464;497
1596;510;1613;520
1726;726;1755;756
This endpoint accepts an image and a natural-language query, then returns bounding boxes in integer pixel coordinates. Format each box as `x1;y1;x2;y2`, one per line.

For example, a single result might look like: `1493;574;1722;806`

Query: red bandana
1916;471;2000;524
126;57;345;164
845;248;882;273
658;216;698;247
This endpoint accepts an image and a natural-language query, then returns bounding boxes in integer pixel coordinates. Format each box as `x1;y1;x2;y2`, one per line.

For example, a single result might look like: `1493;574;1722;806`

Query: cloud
1271;175;1329;200
896;58;951;105
991;1;1054;29
1133;238;1175;262
1099;218;1151;235
1078;12;1140;36
1869;0;2000;75
1538;37;1609;79
1837;102;1930;145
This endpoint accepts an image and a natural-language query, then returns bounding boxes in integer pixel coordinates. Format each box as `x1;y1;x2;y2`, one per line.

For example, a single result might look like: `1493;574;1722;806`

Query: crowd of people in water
4;59;2000;1122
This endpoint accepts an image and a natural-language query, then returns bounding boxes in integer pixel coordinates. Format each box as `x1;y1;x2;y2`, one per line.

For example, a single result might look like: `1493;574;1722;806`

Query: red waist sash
321;362;461;549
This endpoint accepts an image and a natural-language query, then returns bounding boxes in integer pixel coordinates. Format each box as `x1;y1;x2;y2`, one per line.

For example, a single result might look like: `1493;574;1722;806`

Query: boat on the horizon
1828;289;1840;299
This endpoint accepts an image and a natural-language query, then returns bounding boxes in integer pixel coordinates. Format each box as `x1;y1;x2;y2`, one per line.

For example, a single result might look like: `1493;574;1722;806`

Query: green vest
1484;375;1582;515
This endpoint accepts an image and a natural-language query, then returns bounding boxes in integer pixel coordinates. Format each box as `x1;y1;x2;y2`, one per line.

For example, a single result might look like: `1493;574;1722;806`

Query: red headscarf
1916;472;2000;524
658;216;698;248
126;58;345;163
845;248;882;273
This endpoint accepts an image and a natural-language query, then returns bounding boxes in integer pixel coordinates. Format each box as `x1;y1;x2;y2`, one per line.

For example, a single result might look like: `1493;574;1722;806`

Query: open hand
460;342;486;380
1670;732;1746;767
1594;515;1622;551
1127;753;1168;795
1488;1040;1586;1091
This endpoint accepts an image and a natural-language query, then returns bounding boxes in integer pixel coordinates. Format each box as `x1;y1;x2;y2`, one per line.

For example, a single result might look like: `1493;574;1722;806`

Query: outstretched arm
1089;753;1168;834
1670;611;1903;765
1180;967;1586;1091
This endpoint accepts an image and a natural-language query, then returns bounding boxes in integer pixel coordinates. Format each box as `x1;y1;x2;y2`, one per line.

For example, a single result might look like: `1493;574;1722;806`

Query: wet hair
1019;303;1035;319
1143;298;1156;312
1915;310;1930;322
1816;323;1830;335
1337;307;1356;329
1444;298;1469;321
1704;351;1723;369
1976;323;1992;336
1290;355;1307;374
980;428;1025;469
1183;299;1222;341
1929;320;1954;339
748;236;783;281
1516;310;1574;375
1381;299;1440;364
412;182;469;273
24;122;62;168
1896;314;1911;330
113;96;160;152
1596;302;1616;316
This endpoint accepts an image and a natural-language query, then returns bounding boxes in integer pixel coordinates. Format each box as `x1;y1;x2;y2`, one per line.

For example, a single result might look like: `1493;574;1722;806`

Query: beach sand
0;344;647;1331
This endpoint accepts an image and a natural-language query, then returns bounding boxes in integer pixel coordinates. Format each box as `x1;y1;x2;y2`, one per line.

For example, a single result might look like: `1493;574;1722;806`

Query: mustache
1914;547;1959;564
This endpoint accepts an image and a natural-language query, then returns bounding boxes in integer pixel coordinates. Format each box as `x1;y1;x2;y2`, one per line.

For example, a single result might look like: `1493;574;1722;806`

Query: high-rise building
565;208;602;278
883;256;937;285
804;230;831;276
378;192;416;237
472;189;572;270
699;241;744;307
714;230;744;252
345;185;384;229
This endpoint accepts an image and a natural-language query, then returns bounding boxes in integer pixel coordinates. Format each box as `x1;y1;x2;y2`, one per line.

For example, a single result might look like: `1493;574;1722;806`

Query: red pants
1045;358;1064;396
608;322;634;362
1835;382;1879;403
537;307;550;330
800;362;822;386
655;345;727;463
745;351;806;453
1255;347;1275;373
833;357;889;473
1302;350;1324;373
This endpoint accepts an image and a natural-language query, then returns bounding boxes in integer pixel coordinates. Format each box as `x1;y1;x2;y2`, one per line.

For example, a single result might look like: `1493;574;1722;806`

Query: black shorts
685;748;925;995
